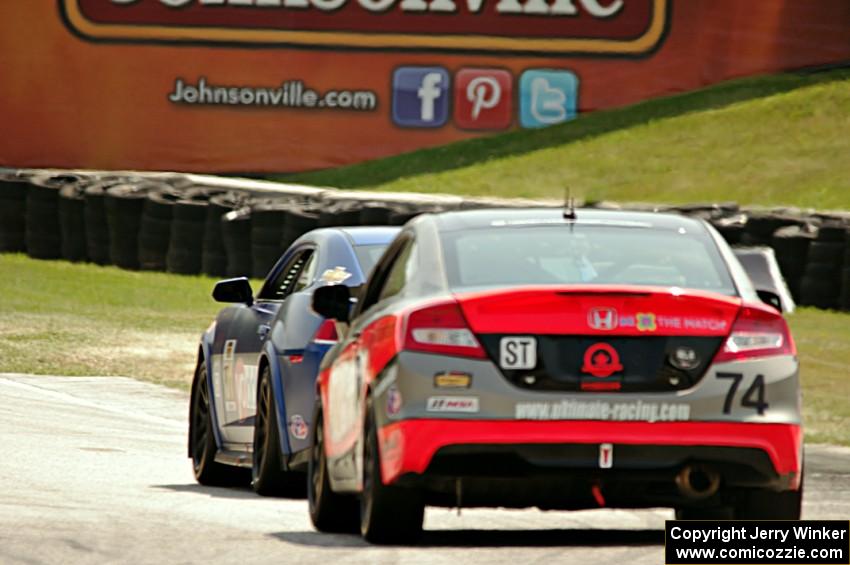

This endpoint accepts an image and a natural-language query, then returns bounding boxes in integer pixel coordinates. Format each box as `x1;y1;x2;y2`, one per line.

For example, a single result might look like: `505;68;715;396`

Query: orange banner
0;1;847;173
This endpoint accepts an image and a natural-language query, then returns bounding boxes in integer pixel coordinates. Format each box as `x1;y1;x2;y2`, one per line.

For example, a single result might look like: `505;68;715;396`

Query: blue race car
188;227;399;494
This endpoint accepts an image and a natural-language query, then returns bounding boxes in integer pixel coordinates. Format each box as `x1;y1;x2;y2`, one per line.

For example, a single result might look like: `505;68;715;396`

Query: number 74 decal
717;372;769;415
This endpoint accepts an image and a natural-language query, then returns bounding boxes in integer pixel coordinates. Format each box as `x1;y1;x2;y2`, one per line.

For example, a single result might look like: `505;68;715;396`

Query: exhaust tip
676;464;721;499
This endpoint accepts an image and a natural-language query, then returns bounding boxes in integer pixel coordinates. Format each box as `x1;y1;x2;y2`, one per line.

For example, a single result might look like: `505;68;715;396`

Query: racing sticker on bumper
289;414;308;440
515;399;690;422
499;336;536;370
427;396;480;413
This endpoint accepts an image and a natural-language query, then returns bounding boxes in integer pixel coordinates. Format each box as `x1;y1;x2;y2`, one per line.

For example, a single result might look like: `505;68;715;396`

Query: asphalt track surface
1;374;848;565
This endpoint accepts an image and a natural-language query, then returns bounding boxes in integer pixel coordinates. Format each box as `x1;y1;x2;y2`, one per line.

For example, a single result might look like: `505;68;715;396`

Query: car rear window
441;224;736;294
354;244;388;277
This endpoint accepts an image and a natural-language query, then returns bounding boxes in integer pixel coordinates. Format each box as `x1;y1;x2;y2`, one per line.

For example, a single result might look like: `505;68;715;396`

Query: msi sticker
599;443;613;469
426;396;479;413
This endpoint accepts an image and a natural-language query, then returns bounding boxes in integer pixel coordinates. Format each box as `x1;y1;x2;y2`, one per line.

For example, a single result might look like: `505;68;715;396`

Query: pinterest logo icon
454;69;512;130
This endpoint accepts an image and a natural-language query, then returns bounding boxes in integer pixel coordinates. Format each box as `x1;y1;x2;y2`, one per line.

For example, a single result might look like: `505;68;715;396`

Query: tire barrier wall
2;170;850;313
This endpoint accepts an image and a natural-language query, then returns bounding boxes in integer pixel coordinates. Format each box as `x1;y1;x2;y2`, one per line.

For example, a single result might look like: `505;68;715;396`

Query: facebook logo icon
392;67;450;128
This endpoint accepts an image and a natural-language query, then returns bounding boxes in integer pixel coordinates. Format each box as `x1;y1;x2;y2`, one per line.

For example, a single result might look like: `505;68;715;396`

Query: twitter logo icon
519;70;579;129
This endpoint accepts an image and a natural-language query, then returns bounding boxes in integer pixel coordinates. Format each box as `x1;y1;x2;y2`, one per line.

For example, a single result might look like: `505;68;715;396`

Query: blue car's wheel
190;362;247;486
252;365;305;497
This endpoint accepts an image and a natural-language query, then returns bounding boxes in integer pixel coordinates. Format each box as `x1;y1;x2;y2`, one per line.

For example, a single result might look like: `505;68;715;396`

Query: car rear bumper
377;420;802;501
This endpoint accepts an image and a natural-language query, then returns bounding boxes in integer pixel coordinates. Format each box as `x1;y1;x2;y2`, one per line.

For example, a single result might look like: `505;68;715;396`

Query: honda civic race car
308;208;802;543
188;227;398;494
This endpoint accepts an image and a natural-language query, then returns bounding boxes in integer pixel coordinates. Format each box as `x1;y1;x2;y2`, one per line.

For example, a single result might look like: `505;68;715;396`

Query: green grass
0;254;848;445
0;254;225;389
283;68;850;208
787;309;850;446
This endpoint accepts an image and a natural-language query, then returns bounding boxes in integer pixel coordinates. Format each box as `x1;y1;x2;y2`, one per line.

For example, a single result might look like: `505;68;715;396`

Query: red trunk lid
454;285;742;393
455;285;741;337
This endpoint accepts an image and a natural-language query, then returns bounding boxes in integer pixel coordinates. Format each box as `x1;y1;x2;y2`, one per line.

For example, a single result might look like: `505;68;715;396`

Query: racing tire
816;224;847;243
359;397;424;545
359;204;394;226
84;181;122;266
25;177;64;260
190;363;248;487
308;403;360;533
807;242;844;264
106;183;161;270
58;185;88;262
0;174;28;252
252;365;306;497
166;199;207;275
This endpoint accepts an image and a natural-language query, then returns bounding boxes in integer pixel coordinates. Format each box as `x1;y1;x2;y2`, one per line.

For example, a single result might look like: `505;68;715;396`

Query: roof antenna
563;187;577;221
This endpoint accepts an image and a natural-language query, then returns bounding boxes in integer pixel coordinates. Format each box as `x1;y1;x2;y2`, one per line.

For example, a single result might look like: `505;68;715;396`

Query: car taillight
403;301;487;359
713;306;795;363
313;319;338;345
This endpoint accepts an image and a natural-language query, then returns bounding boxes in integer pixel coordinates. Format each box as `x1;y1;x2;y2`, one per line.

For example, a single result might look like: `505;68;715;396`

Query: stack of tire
282;207;320;251
0;172;29;253
26;173;86;260
710;213;747;245
359;203;395;226
58;182;89;262
250;200;301;278
670;202;739;222
770;225;816;302
167;189;222;276
740;212;801;247
799;223;847;310
203;192;249;278
318;201;361;229
105;182;166;270
221;207;253;278
138;187;182;271
83;176;142;266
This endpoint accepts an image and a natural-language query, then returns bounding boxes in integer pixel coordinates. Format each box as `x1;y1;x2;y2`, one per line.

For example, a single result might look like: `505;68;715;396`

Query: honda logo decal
588;307;618;331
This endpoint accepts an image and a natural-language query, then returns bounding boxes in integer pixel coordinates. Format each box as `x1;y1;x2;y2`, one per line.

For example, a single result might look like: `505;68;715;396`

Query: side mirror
312;284;352;323
213;277;254;305
756;289;782;313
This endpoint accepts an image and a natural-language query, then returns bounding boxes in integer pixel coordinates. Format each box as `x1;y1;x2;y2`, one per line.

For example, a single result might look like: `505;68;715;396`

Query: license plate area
481;335;723;392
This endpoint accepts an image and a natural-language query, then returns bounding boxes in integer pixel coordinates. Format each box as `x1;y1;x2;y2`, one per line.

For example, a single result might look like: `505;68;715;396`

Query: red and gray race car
307;208;802;543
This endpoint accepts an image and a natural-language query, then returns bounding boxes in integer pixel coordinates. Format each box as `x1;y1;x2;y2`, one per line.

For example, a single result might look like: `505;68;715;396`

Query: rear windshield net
441;225;736;294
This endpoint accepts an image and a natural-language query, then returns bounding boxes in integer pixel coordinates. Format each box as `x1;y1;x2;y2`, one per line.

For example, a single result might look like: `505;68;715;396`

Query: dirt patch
0;313;201;388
